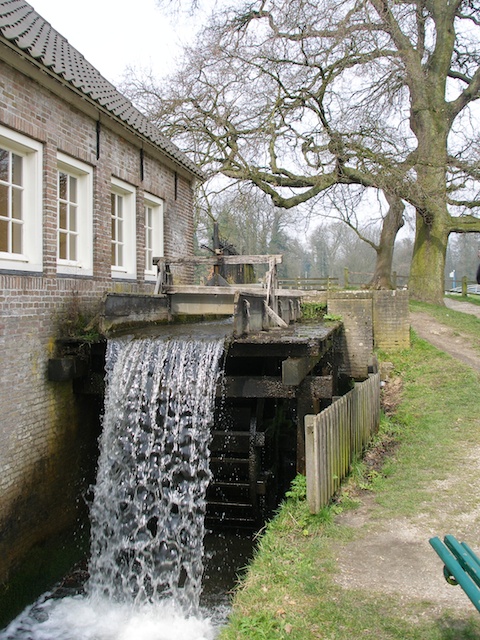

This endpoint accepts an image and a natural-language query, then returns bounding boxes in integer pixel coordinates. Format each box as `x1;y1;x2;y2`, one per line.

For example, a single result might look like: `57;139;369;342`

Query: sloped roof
0;0;204;180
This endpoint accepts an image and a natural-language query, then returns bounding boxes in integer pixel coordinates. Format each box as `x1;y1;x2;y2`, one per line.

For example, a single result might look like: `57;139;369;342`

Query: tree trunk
407;97;451;304
408;210;449;304
369;194;405;289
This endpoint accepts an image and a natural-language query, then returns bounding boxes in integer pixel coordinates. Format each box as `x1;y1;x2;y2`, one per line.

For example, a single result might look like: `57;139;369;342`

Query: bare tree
315;185;406;288
129;0;480;303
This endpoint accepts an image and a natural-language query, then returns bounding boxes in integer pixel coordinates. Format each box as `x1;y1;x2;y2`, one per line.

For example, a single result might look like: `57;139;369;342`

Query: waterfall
0;334;225;640
87;336;224;613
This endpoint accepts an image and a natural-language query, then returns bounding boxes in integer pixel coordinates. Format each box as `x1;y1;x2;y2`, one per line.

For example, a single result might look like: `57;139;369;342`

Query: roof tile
0;0;204;179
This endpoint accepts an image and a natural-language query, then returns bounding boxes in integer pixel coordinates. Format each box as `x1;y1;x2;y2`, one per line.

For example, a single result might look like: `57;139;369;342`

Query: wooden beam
282;355;321;386
263;301;288;328
155;254;283;266
221;376;297;398
309;375;333;399
220;375;333;399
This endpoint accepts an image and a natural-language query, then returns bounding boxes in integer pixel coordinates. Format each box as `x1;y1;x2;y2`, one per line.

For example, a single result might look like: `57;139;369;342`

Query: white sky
30;0;202;86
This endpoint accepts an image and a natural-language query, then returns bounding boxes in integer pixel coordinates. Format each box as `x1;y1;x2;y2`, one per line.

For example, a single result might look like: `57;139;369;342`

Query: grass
411;298;480;336
411;298;480;357
218;302;480;640
445;294;480;307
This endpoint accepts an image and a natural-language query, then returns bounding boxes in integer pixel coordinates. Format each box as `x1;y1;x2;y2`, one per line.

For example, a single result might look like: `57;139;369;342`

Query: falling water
1;334;225;640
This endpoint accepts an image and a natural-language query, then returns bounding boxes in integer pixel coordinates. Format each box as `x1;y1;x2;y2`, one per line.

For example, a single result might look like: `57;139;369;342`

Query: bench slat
444;535;480;589
430;536;480;613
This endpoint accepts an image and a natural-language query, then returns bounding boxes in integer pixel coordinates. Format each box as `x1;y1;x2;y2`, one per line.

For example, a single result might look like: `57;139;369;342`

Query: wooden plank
305;415;321;514
264;301;288;328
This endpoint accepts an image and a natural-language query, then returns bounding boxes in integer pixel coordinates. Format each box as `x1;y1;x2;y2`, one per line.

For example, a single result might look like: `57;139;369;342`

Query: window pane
12;187;22;220
0;149;9;182
0;183;8;218
69;175;77;203
117;195;123;218
117;244;123;266
59;202;67;230
111;243;116;266
69;205;77;232
59;230;67;259
59;172;67;201
69;234;77;261
0;218;8;251
117;218;123;243
12;154;22;186
12;220;22;254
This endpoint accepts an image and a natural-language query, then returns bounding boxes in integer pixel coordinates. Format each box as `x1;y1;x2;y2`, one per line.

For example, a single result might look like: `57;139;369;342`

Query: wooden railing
305;372;381;514
279;277;339;290
279;271;410;290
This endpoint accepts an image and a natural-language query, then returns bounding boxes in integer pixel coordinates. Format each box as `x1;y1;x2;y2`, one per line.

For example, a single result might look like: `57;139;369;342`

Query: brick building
0;0;204;582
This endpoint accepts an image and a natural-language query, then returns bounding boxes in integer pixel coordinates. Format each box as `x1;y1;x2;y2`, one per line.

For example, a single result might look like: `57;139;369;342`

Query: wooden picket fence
305;372;381;513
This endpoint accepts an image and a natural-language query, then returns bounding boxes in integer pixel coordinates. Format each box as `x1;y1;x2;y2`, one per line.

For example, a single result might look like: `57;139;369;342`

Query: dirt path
333;298;480;618
410;298;480;373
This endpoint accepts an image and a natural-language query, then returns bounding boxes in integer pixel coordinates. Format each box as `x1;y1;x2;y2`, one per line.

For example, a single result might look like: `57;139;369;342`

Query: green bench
429;535;480;612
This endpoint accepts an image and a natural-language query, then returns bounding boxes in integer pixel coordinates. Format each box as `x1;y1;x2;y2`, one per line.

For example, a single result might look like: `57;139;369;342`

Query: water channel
1;333;254;640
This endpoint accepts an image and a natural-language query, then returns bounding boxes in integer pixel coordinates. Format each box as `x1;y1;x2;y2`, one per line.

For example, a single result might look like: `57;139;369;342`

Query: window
111;177;136;279
0;126;42;272
144;194;164;280
57;154;93;275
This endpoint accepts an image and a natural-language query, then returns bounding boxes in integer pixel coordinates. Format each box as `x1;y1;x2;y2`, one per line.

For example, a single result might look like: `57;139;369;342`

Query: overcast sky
30;0;202;86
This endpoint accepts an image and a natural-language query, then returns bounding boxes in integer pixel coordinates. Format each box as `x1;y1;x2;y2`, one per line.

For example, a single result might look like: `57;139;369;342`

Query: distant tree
316;185;406;288
306;220;377;285
392;236;414;286
446;232;480;284
128;0;480;303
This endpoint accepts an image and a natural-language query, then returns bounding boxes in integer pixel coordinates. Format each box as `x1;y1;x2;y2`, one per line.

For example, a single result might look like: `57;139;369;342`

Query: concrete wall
0;60;196;581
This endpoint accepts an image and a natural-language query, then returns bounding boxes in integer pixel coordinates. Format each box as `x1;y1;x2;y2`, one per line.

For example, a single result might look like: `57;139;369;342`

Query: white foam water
1;335;225;640
1;596;217;640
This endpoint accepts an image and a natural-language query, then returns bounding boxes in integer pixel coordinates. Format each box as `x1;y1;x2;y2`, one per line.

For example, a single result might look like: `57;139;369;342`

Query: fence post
305;415;321;514
344;267;349;289
462;276;468;297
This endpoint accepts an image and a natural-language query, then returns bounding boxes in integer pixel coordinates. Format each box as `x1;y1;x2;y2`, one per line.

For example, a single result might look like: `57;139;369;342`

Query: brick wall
0;61;197;581
372;290;410;350
326;290;410;379
328;291;374;380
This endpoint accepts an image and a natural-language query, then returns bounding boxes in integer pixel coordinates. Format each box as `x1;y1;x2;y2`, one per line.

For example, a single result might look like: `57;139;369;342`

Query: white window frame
144;193;164;281
57;153;93;276
111;177;136;279
0;125;42;273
